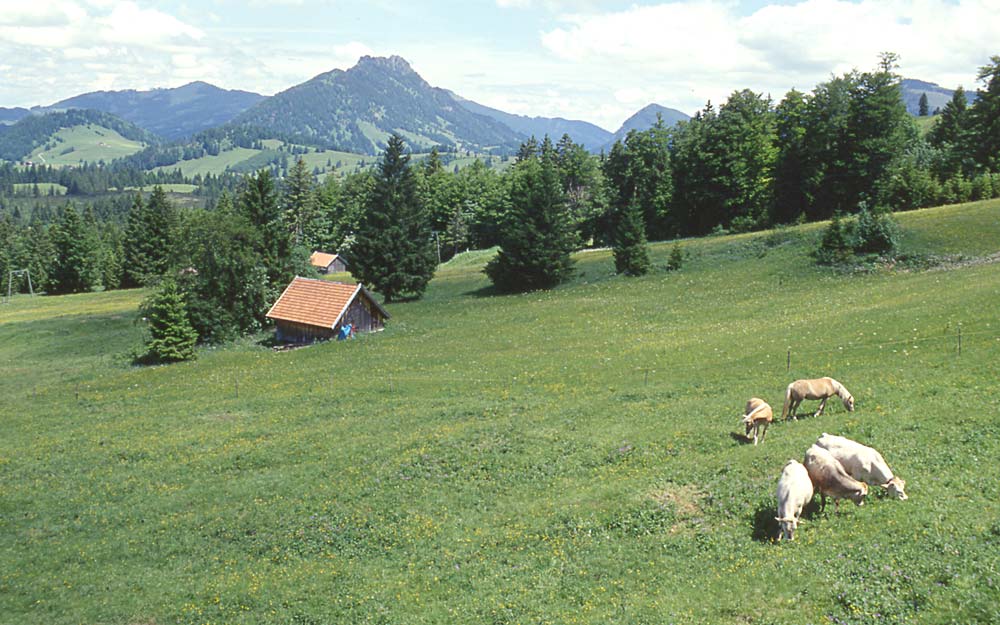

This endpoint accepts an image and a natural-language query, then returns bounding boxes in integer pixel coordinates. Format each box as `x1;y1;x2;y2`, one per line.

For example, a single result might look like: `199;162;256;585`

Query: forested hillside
0;110;159;162
45;81;266;141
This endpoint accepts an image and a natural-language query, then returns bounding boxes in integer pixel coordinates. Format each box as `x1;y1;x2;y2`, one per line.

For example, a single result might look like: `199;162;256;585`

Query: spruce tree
918;92;929;116
612;198;650;276
969;56;1000;173
48;203;99;294
240;169;297;289
351;134;436;302
121;187;176;287
139;279;197;363
282;157;316;247
485;137;578;292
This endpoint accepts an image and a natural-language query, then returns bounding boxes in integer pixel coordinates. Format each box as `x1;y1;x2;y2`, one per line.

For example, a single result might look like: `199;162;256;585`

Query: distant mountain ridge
604;104;690;151
900;78;976;115
450;94;613;151
0;107;30;125
41;82;265;140
230;55;523;155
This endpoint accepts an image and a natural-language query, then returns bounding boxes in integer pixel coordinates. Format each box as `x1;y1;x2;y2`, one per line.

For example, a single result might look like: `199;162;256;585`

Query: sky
1;0;998;132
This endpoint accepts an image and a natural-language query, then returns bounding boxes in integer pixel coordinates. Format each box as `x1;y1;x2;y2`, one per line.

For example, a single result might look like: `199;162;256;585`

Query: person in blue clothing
337;321;354;340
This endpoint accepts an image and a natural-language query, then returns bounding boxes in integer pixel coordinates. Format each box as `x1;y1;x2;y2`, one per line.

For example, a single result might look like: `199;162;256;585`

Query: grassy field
2;200;1000;624
28;125;146;166
11;183;67;196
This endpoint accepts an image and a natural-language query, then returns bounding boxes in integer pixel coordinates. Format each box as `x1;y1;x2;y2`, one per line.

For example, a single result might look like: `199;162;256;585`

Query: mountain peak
355;55;414;74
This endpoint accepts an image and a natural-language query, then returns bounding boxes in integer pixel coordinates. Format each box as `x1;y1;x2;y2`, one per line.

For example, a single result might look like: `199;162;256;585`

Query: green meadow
29;125;146;166
2;200;999;624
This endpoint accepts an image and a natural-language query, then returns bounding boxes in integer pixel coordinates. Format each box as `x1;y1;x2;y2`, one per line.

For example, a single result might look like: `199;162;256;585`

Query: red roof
266;277;387;329
309;251;342;268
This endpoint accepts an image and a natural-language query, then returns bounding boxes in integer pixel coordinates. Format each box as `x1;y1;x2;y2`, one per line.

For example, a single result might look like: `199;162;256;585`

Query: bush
853;204;899;255
815;212;854;265
666;242;684;271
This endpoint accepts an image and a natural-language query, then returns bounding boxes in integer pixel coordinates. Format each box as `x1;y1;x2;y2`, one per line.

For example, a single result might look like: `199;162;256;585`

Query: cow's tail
780;384;793;421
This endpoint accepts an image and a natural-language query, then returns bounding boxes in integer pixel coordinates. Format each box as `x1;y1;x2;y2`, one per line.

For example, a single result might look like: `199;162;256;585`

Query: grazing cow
742;397;773;446
781;377;855;420
803;444;868;511
776;459;813;541
815;433;907;500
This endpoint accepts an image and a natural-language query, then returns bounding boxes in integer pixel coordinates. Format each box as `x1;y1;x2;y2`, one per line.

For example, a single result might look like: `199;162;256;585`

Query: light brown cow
781;377;855;421
742;397;773;446
803;444;868;511
776;459;813;541
816;433;907;501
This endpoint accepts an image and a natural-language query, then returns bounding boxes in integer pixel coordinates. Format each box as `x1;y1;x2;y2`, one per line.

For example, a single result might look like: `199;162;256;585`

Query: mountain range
0;56;690;160
2;56;971;165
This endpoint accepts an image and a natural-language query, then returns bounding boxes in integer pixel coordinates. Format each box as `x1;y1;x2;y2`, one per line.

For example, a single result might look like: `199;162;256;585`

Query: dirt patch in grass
649;483;704;532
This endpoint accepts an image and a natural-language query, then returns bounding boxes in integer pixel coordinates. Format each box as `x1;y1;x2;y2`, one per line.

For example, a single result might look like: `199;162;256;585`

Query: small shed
266;277;389;344
309;251;348;274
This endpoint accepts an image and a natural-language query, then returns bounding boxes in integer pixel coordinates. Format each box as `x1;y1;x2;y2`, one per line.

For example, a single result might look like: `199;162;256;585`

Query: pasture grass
29;125;145;166
2;200;1000;624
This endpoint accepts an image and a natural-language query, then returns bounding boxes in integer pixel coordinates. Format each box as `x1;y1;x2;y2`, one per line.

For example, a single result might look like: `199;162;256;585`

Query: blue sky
1;0;997;131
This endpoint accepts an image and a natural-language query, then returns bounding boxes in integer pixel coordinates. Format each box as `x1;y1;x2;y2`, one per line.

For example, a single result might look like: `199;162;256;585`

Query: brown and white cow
742;397;773;446
815;433;907;500
803;444;868;511
776;459;813;541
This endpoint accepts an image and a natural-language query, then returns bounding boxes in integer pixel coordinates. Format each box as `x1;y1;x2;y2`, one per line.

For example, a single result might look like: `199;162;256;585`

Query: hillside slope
604;103;690;149
0;109;157;162
44;82;265;140
231;55;522;155
2;200;999;624
451;93;612;151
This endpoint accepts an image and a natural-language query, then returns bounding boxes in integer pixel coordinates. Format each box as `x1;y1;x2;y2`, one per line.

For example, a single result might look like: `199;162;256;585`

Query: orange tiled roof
266;277;360;329
309;251;340;268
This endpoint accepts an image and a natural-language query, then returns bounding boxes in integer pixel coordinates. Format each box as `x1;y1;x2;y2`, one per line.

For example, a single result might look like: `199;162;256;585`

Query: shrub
815;212;854;265
666;242;684;271
853;204;900;255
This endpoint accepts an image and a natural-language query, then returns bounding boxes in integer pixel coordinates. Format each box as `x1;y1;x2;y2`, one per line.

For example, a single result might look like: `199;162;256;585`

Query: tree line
5;53;1000;360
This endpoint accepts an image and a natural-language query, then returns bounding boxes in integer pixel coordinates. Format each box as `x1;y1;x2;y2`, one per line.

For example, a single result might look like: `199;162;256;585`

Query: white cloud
532;0;1000;127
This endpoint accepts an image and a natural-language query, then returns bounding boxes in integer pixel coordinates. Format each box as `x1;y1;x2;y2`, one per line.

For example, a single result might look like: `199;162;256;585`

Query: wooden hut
266;277;389;344
309;251;348;274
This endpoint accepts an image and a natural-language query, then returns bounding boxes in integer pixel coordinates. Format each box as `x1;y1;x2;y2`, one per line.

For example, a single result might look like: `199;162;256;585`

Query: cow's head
885;477;907;501
842;393;855;412
848;483;869;506
775;516;799;541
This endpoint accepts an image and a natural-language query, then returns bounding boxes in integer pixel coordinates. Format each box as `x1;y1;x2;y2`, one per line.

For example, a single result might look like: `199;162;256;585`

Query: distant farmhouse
266;277;389;344
309;251;348;274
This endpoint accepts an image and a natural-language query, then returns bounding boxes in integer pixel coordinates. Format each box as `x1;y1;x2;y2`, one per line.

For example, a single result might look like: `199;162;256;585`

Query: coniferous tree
282;158;316;247
239;169;298;289
121;187;176;287
138;279;197;363
969;56;1000;173
486;137;577;292
48;203;98;294
351;134;436;302
918;92;930;116
928;86;971;178
612;198;650;276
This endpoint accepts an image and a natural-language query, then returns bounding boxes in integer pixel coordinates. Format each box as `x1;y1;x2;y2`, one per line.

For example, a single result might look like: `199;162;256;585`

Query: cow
781;377;854;420
776;459;813;541
803;444;868;511
815;433;907;501
742;397;773;446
